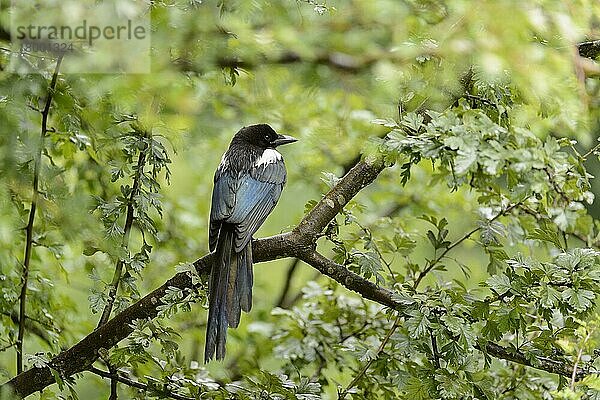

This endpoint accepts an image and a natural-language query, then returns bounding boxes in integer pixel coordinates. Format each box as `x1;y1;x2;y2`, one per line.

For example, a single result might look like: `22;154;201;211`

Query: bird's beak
272;134;298;147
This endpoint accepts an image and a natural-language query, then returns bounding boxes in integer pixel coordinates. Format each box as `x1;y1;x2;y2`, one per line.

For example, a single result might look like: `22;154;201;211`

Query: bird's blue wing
227;160;287;251
209;166;239;251
209;157;287;252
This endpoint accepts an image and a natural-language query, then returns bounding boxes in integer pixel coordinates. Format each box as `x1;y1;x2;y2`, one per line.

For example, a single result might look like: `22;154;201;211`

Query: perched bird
205;124;297;362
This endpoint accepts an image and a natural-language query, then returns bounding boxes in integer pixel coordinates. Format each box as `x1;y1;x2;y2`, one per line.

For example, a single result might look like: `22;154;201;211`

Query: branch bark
480;342;586;380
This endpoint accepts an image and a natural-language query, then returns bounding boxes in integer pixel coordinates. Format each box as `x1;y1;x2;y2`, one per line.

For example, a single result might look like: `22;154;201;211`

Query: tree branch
174;40;600;75
297;250;400;309
274;139;391;310
4;312;54;348
175;51;377;74
16;53;63;374
294;158;385;240
480;342;586;380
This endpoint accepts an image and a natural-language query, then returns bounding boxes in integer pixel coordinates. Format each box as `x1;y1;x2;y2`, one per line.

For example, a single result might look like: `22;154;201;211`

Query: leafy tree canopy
1;0;600;399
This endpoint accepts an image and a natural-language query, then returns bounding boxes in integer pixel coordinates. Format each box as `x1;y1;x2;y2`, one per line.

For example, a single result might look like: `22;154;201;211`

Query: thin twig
0;343;16;352
275;258;301;308
340;315;373;342
430;328;440;369
338;314;401;399
518;203;599;249
108;363;118;400
96;135;148;399
571;330;592;390
16;53;63;374
413;200;523;289
464;93;497;107
5;311;54;347
583;142;600;159
89;367;194;400
97;147;147;328
285;271;320;307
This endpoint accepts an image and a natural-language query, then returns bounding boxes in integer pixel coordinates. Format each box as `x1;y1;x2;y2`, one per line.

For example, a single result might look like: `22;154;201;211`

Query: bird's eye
264;134;270;141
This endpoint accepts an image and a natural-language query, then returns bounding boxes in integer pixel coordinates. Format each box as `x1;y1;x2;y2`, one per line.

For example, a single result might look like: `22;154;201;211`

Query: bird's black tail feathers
205;224;253;362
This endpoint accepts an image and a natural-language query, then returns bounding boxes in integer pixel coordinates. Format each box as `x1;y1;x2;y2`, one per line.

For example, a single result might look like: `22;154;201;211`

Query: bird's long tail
205;224;253;362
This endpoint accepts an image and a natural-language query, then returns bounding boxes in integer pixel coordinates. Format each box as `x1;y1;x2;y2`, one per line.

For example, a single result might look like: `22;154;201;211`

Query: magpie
205;124;297;362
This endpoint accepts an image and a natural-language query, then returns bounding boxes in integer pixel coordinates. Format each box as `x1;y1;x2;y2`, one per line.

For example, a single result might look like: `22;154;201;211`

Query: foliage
1;0;600;399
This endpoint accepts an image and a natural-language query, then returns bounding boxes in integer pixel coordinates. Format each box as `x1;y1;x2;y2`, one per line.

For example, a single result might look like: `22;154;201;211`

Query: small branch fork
16;53;63;375
2;158;590;397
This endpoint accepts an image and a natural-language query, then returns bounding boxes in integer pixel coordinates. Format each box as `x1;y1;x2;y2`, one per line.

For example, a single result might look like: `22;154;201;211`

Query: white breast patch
255;148;282;167
220;153;228;167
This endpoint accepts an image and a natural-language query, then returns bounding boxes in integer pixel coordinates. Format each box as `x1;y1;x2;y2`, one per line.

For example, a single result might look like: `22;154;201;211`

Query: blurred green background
1;0;600;398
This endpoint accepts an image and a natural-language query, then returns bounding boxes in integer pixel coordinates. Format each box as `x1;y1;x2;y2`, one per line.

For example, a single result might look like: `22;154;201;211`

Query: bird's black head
234;124;297;149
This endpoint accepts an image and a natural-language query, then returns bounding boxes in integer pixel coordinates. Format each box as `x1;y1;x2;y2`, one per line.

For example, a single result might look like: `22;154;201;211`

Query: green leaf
562;288;595;312
485;274;511;295
482;319;502;341
401;112;424;132
479;220;506;245
538;284;560;309
353;251;384;284
527;227;563;249
406;309;431;338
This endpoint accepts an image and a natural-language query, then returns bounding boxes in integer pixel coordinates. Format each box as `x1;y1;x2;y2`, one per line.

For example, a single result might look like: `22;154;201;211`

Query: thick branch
300;249;589;381
294;158;384;240
175;40;600;77
273;141;389;309
175;39;600;75
172;51;378;74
